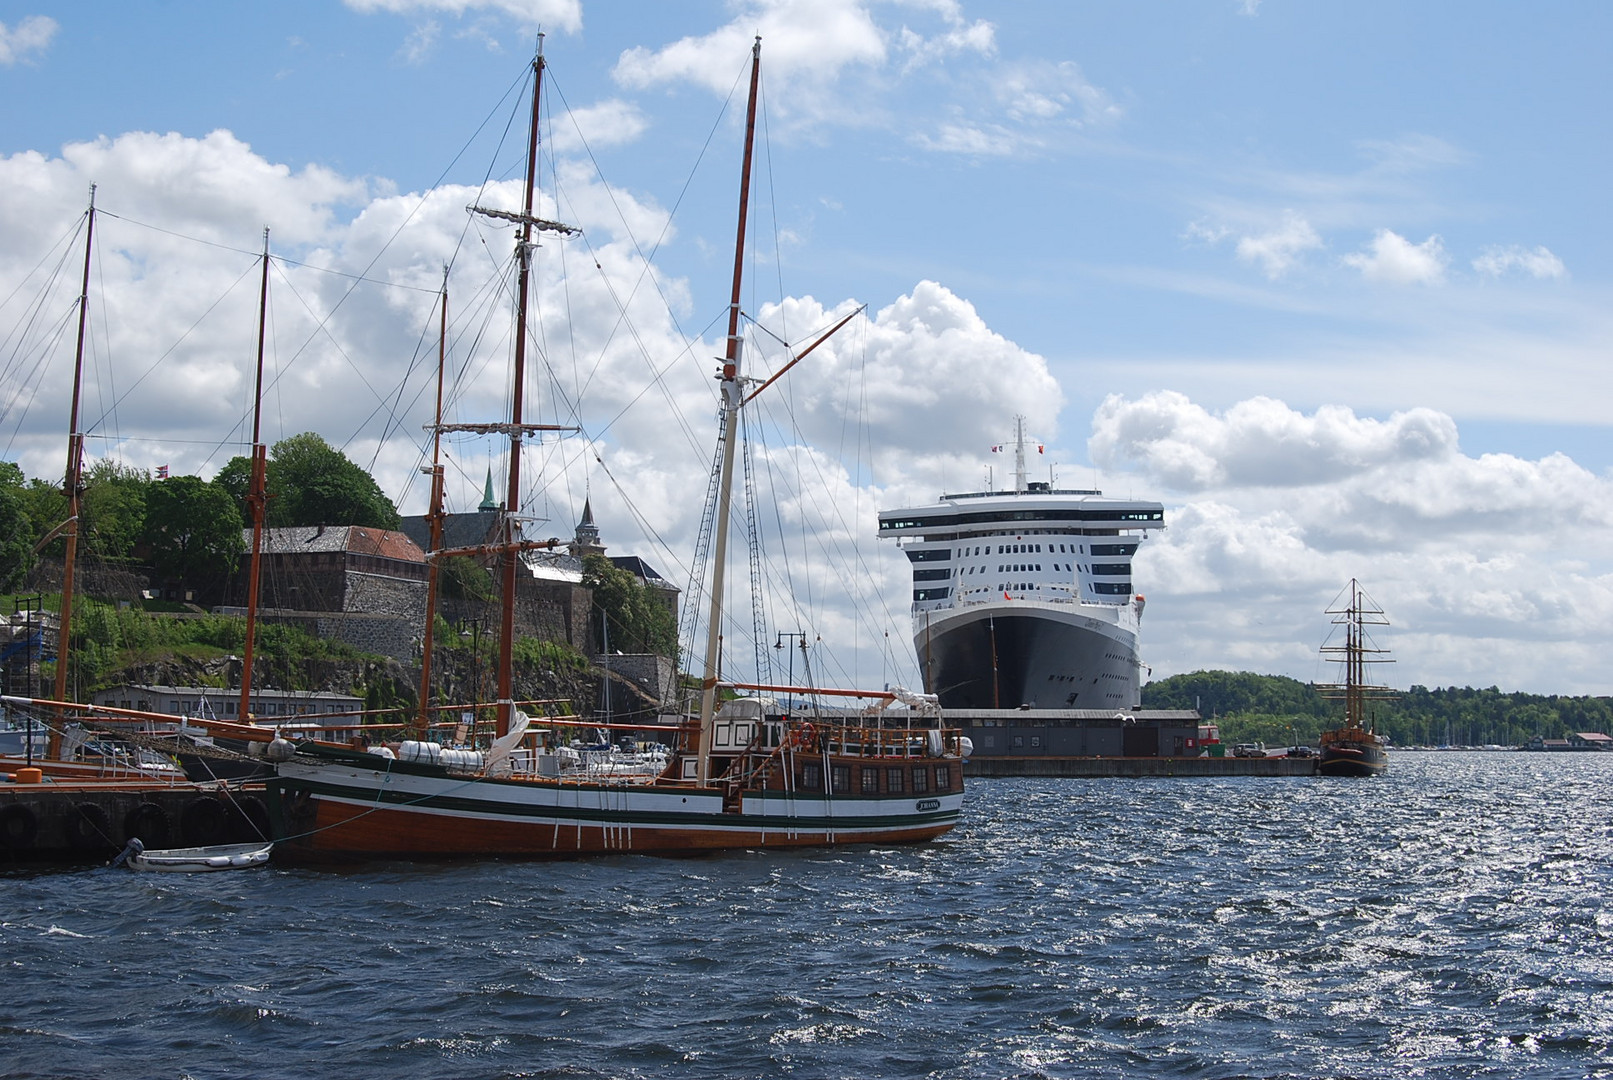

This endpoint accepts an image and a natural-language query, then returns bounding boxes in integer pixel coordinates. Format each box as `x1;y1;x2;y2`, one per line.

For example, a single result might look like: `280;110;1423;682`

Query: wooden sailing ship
264;38;969;860
1316;578;1391;777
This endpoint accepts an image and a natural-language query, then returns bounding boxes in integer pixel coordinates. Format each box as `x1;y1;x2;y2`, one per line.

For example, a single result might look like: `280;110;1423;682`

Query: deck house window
935;765;951;790
801;763;822;790
912;766;930;794
886;767;904;793
861;767;880;794
831;765;851;793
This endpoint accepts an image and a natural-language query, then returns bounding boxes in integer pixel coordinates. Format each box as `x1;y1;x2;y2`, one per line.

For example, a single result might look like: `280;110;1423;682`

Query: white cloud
343;0;582;32
894;2;995;72
400;20;440;64
0;14;56;64
995;59;1118;126
1234;211;1322;278
912;121;1019;156
549;99;649;152
1089;390;1613;692
613;0;886;102
1342;228;1447;284
1473;244;1566;280
1090;392;1458;492
1237;0;1261;15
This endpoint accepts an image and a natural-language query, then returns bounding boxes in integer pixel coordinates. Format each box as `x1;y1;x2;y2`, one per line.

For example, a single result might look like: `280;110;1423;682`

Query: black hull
1318;742;1387;777
915;605;1138;711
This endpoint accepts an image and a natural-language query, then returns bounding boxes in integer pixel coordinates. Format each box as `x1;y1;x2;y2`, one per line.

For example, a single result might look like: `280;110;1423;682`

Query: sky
1;0;1609;697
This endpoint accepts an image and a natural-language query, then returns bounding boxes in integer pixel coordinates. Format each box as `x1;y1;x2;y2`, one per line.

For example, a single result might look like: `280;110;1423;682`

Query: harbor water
3;751;1609;1078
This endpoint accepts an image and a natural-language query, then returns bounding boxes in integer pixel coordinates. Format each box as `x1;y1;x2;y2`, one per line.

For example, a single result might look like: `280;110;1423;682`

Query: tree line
1142;669;1613;748
1;433;399;592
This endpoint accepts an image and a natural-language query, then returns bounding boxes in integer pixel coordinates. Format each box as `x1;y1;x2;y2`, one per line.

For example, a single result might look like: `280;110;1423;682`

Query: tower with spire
568;498;605;558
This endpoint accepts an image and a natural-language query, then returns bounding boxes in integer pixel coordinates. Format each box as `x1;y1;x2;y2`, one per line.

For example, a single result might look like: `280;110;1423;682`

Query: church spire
479;467;498;511
569;497;604;557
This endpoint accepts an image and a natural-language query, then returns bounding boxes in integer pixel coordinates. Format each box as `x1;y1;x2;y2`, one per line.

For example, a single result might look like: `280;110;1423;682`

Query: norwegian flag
156;464;169;479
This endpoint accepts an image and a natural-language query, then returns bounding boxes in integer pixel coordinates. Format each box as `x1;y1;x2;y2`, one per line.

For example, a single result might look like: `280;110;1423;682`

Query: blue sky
2;1;1609;695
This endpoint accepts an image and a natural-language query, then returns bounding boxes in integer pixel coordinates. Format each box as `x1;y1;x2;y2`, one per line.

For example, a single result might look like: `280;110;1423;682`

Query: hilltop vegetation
1143;670;1613;748
1;434;400;595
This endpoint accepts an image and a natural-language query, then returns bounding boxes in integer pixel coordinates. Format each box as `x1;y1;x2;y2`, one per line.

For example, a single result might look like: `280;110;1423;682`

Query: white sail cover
482;707;532;777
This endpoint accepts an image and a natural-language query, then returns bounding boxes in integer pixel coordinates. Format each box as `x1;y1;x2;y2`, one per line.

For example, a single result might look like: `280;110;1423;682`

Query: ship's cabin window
886;766;905;793
860;767;880;794
935;765;951;790
831;765;851;793
912;766;930;794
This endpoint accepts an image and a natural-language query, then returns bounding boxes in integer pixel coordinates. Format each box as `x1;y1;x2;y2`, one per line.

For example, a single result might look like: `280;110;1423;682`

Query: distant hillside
1142;670;1613;748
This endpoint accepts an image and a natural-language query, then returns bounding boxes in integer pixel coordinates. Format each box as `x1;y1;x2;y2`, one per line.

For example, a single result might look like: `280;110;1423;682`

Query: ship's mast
1320;578;1393;731
416;270;448;734
695;37;763;785
469;36;579;739
238;229;272;724
49;186;96;755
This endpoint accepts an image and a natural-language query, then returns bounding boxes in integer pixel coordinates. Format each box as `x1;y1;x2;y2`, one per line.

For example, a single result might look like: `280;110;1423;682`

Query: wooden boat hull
266;748;963;861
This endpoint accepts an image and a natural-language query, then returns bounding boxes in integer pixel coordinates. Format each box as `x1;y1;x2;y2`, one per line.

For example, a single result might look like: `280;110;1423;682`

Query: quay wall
0;784;271;864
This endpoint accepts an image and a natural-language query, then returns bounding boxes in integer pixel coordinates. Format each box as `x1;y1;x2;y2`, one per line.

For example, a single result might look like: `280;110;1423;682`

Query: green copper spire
479;467;498;511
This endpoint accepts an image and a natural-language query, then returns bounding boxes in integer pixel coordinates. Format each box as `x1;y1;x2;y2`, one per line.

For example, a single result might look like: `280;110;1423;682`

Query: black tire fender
122;802;172;848
68;802;115;850
0;804;38;850
180;796;229;847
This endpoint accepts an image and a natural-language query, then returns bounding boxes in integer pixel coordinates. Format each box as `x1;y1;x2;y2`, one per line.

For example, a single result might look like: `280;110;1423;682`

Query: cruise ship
878;424;1165;710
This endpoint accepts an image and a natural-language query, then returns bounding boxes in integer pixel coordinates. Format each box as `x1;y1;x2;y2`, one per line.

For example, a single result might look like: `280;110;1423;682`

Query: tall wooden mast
49;185;96;755
468;35;578;739
416;271;449;733
695;37;762;784
238;229;271;723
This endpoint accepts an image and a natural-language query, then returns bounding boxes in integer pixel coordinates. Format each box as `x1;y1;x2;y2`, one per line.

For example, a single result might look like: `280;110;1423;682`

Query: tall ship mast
1315;578;1392;776
878;418;1165;709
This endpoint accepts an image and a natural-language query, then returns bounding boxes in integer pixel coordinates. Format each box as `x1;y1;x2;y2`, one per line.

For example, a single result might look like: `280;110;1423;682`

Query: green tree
582;553;677;658
19;477;69;556
80;459;150;560
214;455;252;518
267;433;401;529
0;467;31;590
141;475;244;582
439;555;494;602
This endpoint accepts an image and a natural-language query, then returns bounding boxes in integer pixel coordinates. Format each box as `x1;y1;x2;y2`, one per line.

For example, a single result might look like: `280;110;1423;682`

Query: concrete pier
0;782;272;863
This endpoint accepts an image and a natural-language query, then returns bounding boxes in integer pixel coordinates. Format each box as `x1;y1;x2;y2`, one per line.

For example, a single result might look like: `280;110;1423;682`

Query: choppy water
3;752;1610;1079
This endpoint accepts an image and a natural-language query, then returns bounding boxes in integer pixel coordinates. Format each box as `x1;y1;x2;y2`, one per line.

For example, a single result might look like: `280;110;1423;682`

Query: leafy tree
581;553;677;658
80;460;150;560
214;455;252;517
439;554;494;602
267;432;401;530
19;477;69;556
0;478;30;591
141;475;244;582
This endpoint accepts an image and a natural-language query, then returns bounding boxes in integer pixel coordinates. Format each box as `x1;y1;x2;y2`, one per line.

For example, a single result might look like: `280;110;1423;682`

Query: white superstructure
878;421;1165;709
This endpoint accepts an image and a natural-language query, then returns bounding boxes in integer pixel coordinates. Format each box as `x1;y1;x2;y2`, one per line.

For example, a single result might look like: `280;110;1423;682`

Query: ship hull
267;747;963;861
913;602;1140;710
1318;731;1387;777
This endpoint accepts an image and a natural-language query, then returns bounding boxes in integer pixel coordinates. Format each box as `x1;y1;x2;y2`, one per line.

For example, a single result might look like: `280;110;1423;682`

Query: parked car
1230;742;1267;758
1286;745;1317;758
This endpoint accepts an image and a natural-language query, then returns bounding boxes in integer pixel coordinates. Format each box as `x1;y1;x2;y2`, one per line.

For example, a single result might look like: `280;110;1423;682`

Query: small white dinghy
113;838;272;873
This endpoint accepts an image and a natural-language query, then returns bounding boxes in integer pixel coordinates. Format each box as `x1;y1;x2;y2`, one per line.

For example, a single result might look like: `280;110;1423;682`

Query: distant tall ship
878;420;1165;710
1316;579;1392;777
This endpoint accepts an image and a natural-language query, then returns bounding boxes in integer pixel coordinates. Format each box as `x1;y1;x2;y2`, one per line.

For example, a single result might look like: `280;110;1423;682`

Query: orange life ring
794;722;817;749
